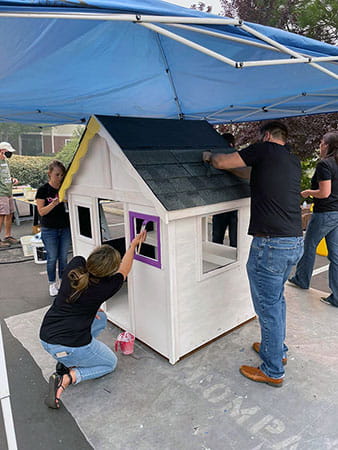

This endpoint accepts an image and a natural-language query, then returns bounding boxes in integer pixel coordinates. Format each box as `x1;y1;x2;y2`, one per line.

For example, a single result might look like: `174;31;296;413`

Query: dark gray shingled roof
96;116;250;211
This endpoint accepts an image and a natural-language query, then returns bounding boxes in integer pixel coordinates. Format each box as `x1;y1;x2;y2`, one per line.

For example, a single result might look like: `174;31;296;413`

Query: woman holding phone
36;160;71;297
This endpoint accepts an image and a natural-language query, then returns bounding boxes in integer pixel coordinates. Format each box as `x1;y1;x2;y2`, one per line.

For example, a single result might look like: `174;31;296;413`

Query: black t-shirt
36;183;70;228
40;256;124;347
311;157;338;213
239;142;302;237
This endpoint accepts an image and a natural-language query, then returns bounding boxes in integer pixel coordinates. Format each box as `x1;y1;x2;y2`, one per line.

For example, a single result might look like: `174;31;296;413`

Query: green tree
221;0;338;42
56;127;84;168
222;0;298;31
218;0;338;162
296;0;338;45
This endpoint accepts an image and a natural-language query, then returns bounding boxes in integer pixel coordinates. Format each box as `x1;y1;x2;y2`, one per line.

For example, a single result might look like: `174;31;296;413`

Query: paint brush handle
137;222;147;253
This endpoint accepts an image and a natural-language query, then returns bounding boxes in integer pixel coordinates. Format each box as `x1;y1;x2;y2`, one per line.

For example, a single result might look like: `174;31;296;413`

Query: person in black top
203;121;304;387
289;131;338;307
36;160;71;297
40;230;146;409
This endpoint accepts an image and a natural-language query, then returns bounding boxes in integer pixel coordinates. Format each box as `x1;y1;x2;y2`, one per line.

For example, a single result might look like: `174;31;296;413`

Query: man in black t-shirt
203;121;304;388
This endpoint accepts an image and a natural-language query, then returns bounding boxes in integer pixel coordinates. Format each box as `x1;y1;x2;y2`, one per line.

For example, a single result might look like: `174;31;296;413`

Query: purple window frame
129;211;161;269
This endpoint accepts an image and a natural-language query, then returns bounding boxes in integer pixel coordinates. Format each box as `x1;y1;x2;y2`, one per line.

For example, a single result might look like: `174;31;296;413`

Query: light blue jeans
41;226;71;282
246;236;304;379
40;311;117;384
289;211;338;306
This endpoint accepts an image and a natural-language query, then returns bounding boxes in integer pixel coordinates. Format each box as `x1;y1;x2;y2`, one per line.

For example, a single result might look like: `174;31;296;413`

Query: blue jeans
40;311;117;384
41;226;71;282
246;236;304;379
289;212;338;306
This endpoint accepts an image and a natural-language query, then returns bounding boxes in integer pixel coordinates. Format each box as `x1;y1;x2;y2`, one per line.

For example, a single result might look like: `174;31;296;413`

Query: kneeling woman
40;231;146;409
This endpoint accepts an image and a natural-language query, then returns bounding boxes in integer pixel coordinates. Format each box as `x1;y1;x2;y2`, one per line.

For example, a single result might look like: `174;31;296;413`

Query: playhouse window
77;206;92;238
129;211;161;268
98;199;126;257
201;211;238;274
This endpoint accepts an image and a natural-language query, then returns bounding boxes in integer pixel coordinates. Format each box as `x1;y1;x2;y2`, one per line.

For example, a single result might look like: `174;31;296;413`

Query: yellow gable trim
59;116;100;202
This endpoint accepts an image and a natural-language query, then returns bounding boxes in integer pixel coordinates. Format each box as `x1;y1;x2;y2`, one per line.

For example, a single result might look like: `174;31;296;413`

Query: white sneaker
49;282;58;297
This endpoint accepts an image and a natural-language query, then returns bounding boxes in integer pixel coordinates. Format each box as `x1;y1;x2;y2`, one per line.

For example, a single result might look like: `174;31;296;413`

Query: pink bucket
114;332;135;355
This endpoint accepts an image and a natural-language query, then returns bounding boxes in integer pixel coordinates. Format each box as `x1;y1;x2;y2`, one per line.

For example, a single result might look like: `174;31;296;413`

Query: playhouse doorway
98;199;130;330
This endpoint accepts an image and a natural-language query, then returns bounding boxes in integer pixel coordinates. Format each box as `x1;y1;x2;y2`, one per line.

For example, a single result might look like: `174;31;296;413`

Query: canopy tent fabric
0;0;337;125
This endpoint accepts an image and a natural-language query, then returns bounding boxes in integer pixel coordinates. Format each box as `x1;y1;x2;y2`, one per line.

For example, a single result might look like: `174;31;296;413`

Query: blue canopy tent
0;0;337;125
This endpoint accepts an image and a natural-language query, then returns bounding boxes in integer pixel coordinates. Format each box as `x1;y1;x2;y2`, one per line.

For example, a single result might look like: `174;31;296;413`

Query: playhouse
61;115;255;364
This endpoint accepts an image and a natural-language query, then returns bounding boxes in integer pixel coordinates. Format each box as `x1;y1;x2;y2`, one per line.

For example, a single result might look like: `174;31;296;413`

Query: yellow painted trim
59;116;100;201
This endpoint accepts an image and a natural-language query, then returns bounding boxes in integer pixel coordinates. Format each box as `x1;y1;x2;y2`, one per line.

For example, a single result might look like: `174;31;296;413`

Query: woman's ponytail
67;267;90;303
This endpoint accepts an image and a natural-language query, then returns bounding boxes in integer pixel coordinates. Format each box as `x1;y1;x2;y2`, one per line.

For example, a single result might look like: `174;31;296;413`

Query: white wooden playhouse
60;116;255;364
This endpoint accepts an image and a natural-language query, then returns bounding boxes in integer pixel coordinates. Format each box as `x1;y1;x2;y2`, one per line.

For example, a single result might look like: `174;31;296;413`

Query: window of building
201;210;238;275
77;205;92;238
98;199;126;256
129;211;161;268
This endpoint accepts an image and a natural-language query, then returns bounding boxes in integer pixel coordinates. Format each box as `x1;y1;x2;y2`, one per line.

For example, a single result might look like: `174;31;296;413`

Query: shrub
8;155;50;188
56;128;83;167
7;129;83;188
300;156;318;200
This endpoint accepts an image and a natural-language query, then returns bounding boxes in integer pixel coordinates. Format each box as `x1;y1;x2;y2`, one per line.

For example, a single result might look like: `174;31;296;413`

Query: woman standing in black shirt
36;160;71;297
289;131;338;306
40;230;146;409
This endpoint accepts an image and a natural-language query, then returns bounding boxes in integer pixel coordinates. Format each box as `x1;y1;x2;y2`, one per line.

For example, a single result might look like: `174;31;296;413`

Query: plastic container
114;332;135;355
31;235;47;264
25;189;37;201
20;235;34;257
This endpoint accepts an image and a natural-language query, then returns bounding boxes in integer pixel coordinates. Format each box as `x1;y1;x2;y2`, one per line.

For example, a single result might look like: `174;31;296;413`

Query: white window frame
197;209;240;281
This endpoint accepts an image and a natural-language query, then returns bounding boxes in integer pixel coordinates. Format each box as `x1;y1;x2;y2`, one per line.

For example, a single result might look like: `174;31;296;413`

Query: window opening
129;211;161;268
77;205;92;238
202;210;238;274
98;200;126;256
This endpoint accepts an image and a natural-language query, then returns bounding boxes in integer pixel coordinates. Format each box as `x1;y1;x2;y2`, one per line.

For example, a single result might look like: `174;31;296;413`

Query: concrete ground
0;220;337;450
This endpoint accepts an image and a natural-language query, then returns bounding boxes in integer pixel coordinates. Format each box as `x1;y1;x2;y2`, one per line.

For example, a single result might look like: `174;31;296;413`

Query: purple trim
129;211;161;269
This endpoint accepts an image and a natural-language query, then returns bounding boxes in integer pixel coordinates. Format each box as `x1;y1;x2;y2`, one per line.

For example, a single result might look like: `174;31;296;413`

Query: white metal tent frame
0;10;337;124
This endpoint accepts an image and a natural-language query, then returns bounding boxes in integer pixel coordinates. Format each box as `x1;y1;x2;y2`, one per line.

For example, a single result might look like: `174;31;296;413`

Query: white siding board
70;135;112;189
173;206;255;357
132;260;169;358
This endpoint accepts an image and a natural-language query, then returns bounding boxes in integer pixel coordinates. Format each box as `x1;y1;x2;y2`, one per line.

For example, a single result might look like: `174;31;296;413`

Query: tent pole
0;11;239;25
140;23;236;67
155;34;184;119
142;23;338;78
170;24;279;52
205;94;303;120
240;23;338;80
242;56;338;67
305;98;338;114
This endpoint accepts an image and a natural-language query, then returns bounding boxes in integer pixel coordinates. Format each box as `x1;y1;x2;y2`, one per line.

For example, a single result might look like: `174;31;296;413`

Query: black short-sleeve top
40;256;124;347
36;183;70;228
239;142;302;237
311;157;338;213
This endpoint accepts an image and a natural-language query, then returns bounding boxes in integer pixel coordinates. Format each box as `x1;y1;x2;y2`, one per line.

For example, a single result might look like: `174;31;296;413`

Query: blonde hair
67;245;121;303
48;160;66;178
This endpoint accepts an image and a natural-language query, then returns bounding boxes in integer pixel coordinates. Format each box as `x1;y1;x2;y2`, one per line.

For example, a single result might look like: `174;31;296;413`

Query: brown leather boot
252;342;287;365
239;365;284;387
